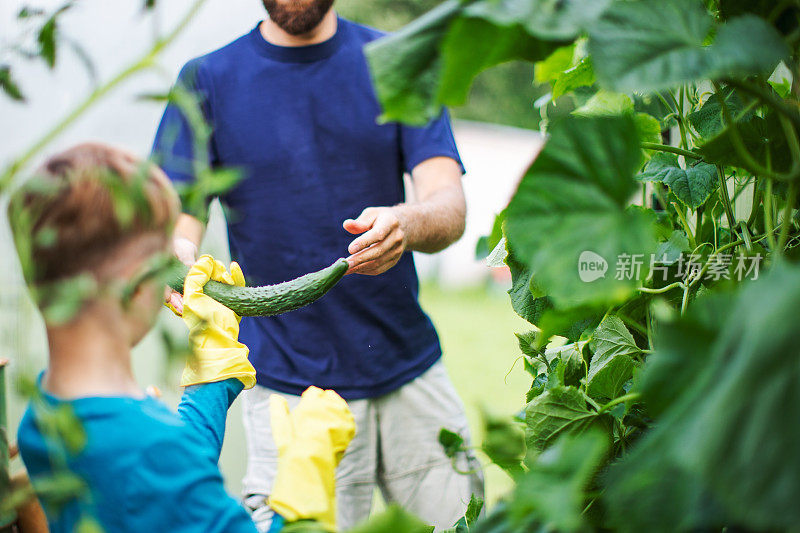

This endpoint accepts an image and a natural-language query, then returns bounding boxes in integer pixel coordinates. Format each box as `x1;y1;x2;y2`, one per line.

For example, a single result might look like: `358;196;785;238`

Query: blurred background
0;0;545;506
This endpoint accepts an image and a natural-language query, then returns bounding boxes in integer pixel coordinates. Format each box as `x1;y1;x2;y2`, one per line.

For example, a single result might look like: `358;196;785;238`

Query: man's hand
343;157;465;276
164;236;199;315
343;207;407;276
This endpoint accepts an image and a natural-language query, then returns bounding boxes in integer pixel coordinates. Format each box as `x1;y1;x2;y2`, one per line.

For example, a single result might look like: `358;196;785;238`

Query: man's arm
165;213;205;313
344;156;466;275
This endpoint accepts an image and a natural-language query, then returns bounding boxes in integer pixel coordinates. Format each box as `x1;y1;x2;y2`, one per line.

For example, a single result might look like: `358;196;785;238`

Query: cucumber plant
367;0;800;530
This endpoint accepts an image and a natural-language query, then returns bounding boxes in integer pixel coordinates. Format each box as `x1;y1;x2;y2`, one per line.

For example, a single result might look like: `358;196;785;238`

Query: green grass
419;282;531;506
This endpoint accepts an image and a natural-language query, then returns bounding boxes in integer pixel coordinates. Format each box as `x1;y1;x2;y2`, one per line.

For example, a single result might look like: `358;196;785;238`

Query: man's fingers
348;245;403;276
350;257;399;276
343;208;378;235
347;258;378;275
347;221;396;255
349;233;402;266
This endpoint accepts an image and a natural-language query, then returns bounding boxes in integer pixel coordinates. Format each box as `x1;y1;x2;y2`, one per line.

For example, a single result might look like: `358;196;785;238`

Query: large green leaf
438;15;557;113
538;307;600;343
552;56;594;99
463;0;611;41
545;341;587;387
365;0;461;125
525;385;604;452
606;262;800;531
710;15;789;78
588;0;788;92
655;229;691;265
365;0;561;125
508;431;608;532
572;89;631;116
638;152;718;209
695;109;796;175
687;86;753;139
505;115;658;309
635;292;734;417
506;249;552;325
586;316;639;400
481;412;526;477
720;0;799;36
572;89;663;144
535;43;576;83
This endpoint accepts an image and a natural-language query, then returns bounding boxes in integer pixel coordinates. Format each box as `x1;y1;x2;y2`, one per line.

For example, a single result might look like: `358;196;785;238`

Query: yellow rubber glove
180;254;256;389
268;387;356;531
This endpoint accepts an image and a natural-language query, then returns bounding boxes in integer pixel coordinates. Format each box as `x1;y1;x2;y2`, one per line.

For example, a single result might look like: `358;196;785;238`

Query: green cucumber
166;258;349;317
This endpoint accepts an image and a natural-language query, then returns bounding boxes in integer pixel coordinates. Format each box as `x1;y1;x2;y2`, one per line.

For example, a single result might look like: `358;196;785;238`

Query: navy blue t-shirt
152;17;463;399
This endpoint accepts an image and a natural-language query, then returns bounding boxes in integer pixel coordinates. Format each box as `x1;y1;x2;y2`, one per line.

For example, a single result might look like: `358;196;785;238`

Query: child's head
9;143;179;342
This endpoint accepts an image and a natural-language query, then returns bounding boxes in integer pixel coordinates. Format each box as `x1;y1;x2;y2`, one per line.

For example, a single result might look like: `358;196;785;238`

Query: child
9;143;354;532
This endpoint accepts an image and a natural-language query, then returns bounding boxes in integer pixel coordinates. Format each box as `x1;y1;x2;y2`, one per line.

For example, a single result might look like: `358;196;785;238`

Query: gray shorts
241;361;484;531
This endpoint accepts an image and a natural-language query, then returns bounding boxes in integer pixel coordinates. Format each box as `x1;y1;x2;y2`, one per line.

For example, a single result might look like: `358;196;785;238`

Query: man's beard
262;0;335;36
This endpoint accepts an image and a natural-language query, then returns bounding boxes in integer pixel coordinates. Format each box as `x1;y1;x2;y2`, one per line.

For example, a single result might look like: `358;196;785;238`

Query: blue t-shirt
152;17;463;399
17;377;258;533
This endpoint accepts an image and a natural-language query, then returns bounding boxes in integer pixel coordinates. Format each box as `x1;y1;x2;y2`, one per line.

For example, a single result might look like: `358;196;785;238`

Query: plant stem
673;202;698;249
641;142;702;160
777;181;798;252
638;281;686;294
747;177;763;228
716;165;736;234
677;85;690;149
652;182;669;212
765;179;777;250
695;204;704;243
584;394;602;411
680;283;691;315
598;393;641;413
0;0;209;192
686;237;746;291
656;91;676;115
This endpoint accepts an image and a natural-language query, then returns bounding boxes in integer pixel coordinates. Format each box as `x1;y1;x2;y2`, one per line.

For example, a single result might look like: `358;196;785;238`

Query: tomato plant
367;0;800;530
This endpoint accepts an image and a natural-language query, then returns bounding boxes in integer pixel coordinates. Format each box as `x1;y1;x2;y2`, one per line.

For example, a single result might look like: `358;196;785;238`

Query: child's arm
177;379;243;459
175;255;256;453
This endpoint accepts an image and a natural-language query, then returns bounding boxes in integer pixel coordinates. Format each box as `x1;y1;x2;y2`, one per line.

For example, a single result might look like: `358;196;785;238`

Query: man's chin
279;20;324;36
263;0;335;36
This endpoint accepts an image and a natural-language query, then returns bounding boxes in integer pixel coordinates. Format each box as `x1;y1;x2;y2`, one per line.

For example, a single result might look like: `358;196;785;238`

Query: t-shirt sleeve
151;58;218;188
177;379;244;460
125;436;258;533
399;109;465;175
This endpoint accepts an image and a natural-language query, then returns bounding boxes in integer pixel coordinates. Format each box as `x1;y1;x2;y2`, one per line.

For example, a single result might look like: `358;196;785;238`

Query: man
11;143;354;533
153;0;484;530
